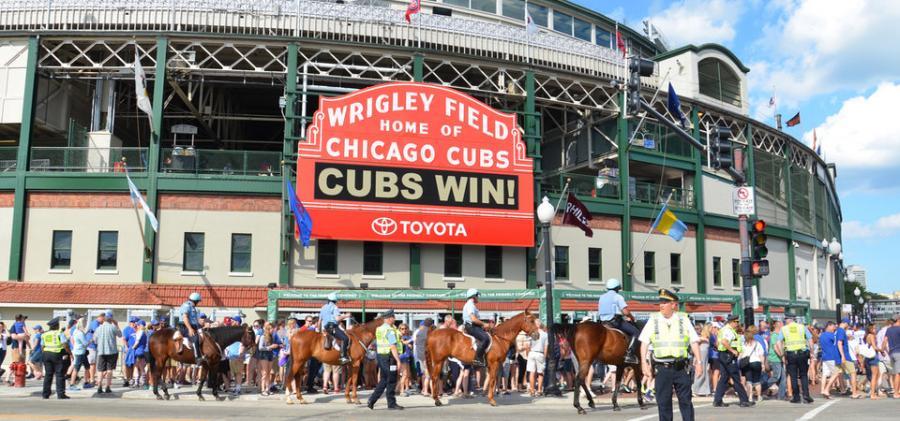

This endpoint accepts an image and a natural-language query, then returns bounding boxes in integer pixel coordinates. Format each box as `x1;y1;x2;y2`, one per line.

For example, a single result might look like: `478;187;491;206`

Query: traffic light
750;219;769;277
710;126;733;170
627;57;655;113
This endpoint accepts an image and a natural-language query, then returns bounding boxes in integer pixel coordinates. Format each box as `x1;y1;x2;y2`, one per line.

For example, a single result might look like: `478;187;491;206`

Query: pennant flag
768;96;776;108
616;30;627;57
813;129;821;155
562;193;593;238
651;203;687;242
133;49;154;129
786;112;801;127
125;170;159;233
524;6;538;35
285;177;313;247
405;0;420;24
667;83;687;128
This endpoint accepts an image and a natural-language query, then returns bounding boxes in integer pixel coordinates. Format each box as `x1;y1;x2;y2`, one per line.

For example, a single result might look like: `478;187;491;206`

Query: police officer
41;317;71;399
713;314;753;407
638;289;701;421
599;278;640;363
178;292;204;363
463;288;489;367
783;312;814;404
367;310;404;410
319;292;351;365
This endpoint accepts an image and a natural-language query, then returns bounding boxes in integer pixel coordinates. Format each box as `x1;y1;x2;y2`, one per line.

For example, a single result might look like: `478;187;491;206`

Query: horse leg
487;362;497;406
152;357;162;400
210;362;221;401
430;356;444;406
294;359;307;405
612;366;624;411
196;363;206;401
635;364;647;410
573;358;588;414
160;357;171;400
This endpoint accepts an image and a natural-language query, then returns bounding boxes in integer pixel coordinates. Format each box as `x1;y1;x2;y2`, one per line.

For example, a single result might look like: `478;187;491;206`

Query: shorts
822;360;837;378
415;358;429;378
526;352;545;374
840;361;855;376
892;352;900;373
98;354;118;372
229;359;244;377
87;348;97;365
257;350;274;362
72;353;90;373
323;363;338;377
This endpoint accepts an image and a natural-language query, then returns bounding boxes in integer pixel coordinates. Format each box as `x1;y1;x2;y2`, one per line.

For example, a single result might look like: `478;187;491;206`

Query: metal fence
0;146;17;173
160;147;281;176
28;146;148;172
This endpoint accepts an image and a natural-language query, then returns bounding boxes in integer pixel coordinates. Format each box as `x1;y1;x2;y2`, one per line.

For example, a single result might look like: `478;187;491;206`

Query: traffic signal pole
733;149;755;328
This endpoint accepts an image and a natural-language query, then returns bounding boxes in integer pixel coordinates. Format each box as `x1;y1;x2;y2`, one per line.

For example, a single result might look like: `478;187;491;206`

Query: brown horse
285;317;382;405
554;321;647;414
425;311;538;407
148;325;255;401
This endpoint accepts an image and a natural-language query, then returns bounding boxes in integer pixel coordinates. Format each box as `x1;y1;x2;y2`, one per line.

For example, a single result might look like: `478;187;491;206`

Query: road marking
796;400;838;421
625;403;711;421
0;415;206;421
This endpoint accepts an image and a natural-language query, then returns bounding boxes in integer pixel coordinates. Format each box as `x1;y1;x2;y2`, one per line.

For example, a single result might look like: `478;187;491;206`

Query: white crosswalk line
625;403;711;421
796;400;837;421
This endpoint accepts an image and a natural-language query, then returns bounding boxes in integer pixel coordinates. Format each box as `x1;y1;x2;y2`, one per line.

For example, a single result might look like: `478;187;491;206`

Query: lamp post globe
537;196;555;224
858;297;864;305
854;287;861;297
821;238;829;250
828;239;841;256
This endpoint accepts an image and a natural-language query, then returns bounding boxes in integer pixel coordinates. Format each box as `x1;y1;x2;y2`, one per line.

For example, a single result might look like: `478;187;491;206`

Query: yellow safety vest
783;323;808;352
649;312;690;359
42;329;65;353
375;324;399;355
718;326;743;353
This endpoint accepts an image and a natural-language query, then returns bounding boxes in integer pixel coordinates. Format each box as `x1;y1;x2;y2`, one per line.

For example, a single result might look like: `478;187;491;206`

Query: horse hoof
489;400;497;407
198;396;205;402
588;402;596;409
164;395;171;401
298;399;308;405
156;395;163;401
613;406;621;412
434;400;443;407
577;408;586;415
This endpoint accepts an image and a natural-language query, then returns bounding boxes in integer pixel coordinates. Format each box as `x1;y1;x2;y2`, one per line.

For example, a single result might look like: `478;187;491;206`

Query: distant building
846;265;866;288
869;299;900;321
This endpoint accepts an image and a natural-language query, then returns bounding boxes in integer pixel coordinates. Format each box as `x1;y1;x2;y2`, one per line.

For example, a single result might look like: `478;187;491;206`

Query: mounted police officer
713;314;753;408
599;278;640;364
783;312;814;404
463;288;489;367
367;310;404;411
177;292;205;363
638;289;701;421
41;317;71;399
319;292;351;365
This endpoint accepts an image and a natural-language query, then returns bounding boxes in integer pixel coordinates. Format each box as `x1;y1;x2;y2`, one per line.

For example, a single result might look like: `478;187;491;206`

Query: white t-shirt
638;312;700;344
740;339;765;363
848;338;859;362
877;326;889;359
530;330;548;354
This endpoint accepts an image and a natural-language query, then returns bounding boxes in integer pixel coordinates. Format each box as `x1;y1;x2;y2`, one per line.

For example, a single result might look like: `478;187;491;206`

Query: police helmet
605;278;621;290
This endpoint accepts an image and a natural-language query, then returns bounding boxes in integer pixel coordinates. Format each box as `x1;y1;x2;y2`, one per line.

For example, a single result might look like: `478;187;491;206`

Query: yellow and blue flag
651;203;687;241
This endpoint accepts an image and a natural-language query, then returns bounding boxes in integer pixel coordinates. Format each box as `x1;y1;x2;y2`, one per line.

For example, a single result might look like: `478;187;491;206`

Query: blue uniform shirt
462;299;480;324
598;290;628;321
385;328;398;346
180;301;199;326
319;302;340;325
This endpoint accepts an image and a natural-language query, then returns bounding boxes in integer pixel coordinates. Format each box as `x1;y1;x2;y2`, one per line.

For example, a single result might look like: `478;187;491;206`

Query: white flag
126;171;159;233
134;49;154;128
525;6;538;35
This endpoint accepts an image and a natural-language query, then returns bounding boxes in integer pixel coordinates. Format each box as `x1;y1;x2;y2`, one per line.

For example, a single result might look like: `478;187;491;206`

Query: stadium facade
0;0;844;325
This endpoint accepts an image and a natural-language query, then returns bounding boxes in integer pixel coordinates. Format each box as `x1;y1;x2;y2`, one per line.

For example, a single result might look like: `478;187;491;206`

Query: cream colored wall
421;244;526;289
761;238;789;300
0;40;27;124
659;49;749;116
630;232;697;293
0;207;11;280
21;208;144;283
156;210;280;285
705;239;741;295
703;175;739;217
794;243;815;302
294;240;410;288
536;226;621;290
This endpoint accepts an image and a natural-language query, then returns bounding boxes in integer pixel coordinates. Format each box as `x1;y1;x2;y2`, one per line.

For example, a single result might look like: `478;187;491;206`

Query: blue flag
667;83;687;128
285;177;313;247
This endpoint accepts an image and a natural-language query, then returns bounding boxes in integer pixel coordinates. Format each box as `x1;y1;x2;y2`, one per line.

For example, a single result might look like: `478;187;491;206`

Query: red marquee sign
297;82;534;246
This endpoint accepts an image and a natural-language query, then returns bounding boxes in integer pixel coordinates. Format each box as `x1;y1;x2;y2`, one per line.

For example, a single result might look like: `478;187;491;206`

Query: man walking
41;317;71;400
367;310;403;410
765;319;787;400
713;314;753;407
93;310;121;395
782;313;813;403
413;318;433;396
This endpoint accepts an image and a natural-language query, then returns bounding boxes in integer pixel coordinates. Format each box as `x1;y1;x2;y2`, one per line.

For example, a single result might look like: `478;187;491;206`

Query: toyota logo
371;217;398;236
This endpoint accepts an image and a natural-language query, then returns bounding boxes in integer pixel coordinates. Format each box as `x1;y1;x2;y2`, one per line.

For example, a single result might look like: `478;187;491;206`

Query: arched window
698;58;741;107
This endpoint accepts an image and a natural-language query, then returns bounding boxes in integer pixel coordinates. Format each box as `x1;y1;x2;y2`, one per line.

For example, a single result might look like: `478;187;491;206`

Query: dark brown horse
148;325;255;401
554;321;647;414
285;317;382;405
425;311;539;407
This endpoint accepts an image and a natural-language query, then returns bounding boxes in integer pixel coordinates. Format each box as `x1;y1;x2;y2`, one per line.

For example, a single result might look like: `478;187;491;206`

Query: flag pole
628;189;674;276
535;178;570;259
525;0;531;65
122;157;151;258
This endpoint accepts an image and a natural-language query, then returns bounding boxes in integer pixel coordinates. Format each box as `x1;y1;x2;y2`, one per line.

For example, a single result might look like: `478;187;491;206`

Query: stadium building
0;0;844;326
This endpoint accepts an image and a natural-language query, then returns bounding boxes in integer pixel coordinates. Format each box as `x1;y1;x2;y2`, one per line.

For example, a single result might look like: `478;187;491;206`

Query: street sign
733;186;755;215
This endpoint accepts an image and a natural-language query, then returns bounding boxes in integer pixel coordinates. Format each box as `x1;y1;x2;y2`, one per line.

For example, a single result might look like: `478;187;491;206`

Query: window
470;0;496;13
501;0;524;19
51;230;72;269
183;233;205;272
552;11;573;35
588;248;602;281
554;246;569;280
670;253;681;285
643;251;655;283
574;18;592;41
444;0;468;7
527;3;548;27
732;258;740;288
595;27;612;48
97;231;118;270
698;58;742;107
444;245;462;278
485;246;503;279
317;240;337;275
363;242;383;276
713;257;722;287
230;234;252;273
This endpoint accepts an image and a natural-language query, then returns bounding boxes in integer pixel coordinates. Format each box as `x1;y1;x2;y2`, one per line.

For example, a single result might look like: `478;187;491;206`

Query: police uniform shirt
319;302;339;325
598;291;628;322
179;301;199;326
718;324;739;348
44;329;67;352
462;299;479;324
638;313;700;345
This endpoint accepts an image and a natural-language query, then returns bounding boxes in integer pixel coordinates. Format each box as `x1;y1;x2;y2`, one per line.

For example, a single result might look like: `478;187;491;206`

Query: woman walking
257;322;277;396
864;324;883;400
740;326;767;402
693;323;711;396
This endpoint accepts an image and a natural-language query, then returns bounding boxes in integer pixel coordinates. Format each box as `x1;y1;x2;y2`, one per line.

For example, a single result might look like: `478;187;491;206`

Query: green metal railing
28;147;148;172
0;146;16;173
633;181;695;209
543;172;619;200
160;148;282;176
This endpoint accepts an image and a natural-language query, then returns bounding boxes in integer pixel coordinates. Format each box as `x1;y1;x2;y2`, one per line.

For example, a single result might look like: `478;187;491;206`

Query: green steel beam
787;240;797;301
7;37;39;281
783;139;797;301
0;178;15;189
692;108;707;294
629;150;696;170
618;92;632;290
140;37;168;283
280;43;298;286
157;177;282;194
525;70;539;289
409;244;421;288
413;53;424;82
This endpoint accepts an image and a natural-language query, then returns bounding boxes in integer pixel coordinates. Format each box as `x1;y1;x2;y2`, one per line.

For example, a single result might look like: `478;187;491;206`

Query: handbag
859;343;876;359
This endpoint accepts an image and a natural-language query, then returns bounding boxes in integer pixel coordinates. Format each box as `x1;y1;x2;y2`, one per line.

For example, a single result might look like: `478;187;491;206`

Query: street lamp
360;282;369;323
447;282;456;318
536;196;561;396
854;287;861;297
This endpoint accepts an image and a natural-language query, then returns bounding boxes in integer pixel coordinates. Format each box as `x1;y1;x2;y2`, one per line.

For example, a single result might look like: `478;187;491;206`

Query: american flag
405;0;420;24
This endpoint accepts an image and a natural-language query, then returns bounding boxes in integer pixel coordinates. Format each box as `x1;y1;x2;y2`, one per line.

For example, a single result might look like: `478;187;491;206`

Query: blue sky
573;0;900;295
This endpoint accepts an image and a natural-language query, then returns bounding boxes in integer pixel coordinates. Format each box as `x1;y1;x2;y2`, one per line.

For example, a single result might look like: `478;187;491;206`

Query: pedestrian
413;318;432;396
765;319;787;400
257;322;277;396
527;319;547;397
712;314;753;408
708;322;720;394
692;323;711;396
0;322;8;381
28;325;44;380
367;310;404;410
132;320;148;388
40;317;71;399
10;314;29;357
638;288;702;421
739;326;766;402
875;318;893;397
69;317;89;391
836;318;860;398
93;310;122;395
863;323;882;400
398;323;413;396
886;315;900;398
84;313;101;390
819;321;842;398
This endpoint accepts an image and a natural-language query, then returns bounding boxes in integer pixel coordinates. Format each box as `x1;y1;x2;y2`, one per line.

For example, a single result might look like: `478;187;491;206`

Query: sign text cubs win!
297;83;534;246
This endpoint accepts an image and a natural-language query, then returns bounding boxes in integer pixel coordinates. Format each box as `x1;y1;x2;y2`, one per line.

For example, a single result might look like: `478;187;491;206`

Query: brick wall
631;217;696;238
705;226;740;243
0;192;13;207
158;194;280;212
27;192;134;208
552;214;622;230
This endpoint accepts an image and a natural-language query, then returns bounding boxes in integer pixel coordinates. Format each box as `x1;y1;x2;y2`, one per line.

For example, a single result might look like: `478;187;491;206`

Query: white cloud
645;0;744;46
842;213;900;239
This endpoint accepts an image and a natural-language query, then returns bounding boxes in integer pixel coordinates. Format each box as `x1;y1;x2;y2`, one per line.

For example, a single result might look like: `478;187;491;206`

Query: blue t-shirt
886;326;900;354
709;334;719;359
819;331;841;363
33;332;43;353
86;319;100;350
11;321;25;334
598;291;628;321
836;328;851;360
754;333;769;355
123;326;136;348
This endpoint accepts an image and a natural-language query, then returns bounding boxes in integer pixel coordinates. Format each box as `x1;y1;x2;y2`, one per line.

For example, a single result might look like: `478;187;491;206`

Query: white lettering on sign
325;137;436;164
326;92;435;126
444;97;509;141
399;220;468;237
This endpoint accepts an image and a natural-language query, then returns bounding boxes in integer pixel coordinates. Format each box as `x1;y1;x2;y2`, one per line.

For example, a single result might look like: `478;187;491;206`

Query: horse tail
551;322;577;346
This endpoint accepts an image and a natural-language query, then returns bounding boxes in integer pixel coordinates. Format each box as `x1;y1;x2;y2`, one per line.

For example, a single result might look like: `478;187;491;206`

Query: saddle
321;330;341;351
461;331;492;352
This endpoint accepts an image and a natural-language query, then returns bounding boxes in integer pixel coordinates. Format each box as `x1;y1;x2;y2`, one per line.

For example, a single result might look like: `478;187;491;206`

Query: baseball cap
199;313;208;319
128;316;139;323
104;310;114;318
712;322;724;329
150;318;159;325
840;317;851;324
137;319;146;326
233;315;243;324
33;325;43;331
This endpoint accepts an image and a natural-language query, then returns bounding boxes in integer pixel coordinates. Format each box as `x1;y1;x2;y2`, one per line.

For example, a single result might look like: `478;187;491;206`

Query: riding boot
473;345;486;367
624;337;639;364
339;343;351;365
192;336;205;364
